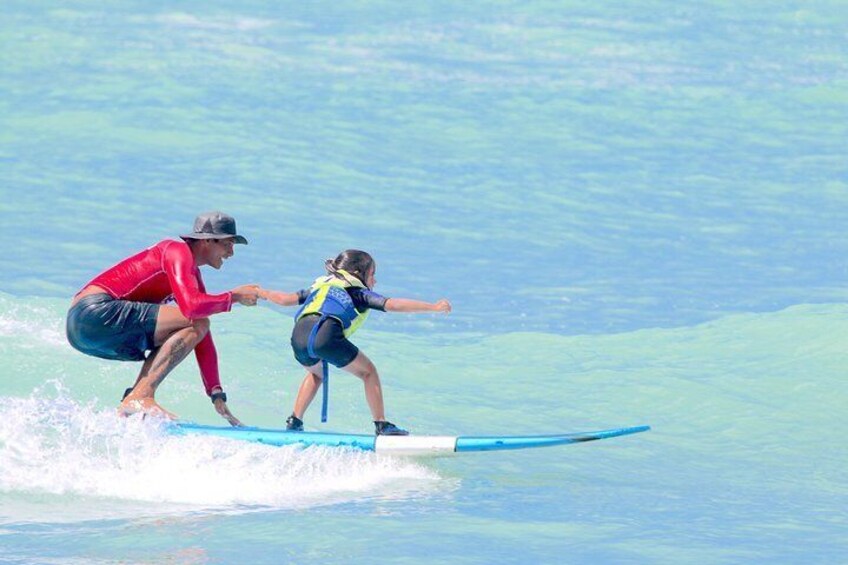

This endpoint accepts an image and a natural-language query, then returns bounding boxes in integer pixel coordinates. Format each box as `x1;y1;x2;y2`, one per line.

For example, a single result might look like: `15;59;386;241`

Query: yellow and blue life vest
293;269;370;423
294;269;370;337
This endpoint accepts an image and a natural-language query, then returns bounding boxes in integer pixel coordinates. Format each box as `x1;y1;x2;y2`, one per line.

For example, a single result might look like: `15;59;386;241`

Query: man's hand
212;395;244;427
232;284;260;306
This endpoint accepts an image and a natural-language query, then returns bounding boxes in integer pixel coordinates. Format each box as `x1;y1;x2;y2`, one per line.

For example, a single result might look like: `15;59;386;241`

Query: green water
2;0;847;562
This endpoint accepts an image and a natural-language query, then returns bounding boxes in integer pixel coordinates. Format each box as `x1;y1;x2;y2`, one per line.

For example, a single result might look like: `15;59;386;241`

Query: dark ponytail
325;249;375;286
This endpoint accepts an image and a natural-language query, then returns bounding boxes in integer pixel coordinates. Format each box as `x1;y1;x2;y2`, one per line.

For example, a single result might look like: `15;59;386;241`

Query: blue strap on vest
306;315;331;422
298;285;360;424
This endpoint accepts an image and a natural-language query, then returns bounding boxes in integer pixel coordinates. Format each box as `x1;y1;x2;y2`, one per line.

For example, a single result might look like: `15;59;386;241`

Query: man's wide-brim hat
180;211;248;245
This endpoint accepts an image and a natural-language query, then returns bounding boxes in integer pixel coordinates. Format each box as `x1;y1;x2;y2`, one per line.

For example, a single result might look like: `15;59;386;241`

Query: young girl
259;249;451;436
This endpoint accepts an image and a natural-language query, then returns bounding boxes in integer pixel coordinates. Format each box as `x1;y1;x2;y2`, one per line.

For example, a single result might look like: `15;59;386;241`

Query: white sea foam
0;299;66;347
154;12;275;32
0;384;443;513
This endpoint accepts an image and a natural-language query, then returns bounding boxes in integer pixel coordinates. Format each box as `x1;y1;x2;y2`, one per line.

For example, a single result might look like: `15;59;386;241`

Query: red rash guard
82;239;233;395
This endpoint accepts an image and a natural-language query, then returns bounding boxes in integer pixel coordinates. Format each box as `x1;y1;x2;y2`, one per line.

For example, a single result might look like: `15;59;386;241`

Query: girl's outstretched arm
258;289;301;307
384;298;451;313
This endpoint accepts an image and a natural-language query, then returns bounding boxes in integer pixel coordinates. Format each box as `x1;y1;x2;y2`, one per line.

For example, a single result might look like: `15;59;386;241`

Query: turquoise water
2;1;847;563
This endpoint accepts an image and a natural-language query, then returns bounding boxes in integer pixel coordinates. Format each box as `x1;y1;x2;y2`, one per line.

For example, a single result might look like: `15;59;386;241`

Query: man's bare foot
118;397;178;420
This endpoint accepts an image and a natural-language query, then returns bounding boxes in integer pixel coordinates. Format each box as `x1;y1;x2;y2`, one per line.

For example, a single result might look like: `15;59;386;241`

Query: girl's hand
433;299;452;313
385;297;451;313
260;289;301;307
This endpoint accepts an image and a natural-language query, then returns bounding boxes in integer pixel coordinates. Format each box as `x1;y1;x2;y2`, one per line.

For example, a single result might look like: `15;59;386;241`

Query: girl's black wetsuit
290;287;388;368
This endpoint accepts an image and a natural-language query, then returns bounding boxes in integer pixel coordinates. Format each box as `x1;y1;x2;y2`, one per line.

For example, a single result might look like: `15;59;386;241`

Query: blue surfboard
169;423;650;455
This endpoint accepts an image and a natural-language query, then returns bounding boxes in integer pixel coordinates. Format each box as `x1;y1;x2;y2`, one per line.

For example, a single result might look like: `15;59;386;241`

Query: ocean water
1;1;847;563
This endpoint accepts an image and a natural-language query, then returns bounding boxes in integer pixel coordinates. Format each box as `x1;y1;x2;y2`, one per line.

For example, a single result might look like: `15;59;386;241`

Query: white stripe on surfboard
374;435;458;454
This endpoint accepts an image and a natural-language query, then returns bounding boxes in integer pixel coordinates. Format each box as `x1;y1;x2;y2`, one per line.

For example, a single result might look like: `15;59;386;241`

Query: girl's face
365;264;376;288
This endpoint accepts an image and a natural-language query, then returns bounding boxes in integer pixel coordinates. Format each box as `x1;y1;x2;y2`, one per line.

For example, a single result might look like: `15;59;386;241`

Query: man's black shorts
66;293;159;362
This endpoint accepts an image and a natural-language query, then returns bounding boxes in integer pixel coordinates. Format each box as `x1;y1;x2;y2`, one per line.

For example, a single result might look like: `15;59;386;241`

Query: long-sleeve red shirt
82;239;232;395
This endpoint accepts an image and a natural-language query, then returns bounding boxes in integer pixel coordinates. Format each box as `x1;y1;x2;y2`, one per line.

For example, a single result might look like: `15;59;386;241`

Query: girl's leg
291;363;324;419
339;351;385;422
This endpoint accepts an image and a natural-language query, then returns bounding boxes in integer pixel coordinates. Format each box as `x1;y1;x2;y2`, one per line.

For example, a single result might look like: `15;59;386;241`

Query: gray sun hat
180;211;248;245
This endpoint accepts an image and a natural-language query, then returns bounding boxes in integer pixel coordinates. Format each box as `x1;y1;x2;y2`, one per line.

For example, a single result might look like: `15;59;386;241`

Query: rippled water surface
1;1;847;563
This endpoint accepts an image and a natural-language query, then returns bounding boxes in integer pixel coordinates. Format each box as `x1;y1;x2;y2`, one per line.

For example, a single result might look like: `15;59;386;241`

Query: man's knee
192;318;210;339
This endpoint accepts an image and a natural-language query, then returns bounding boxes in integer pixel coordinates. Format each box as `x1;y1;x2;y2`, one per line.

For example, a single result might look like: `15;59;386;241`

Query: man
66;211;260;426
